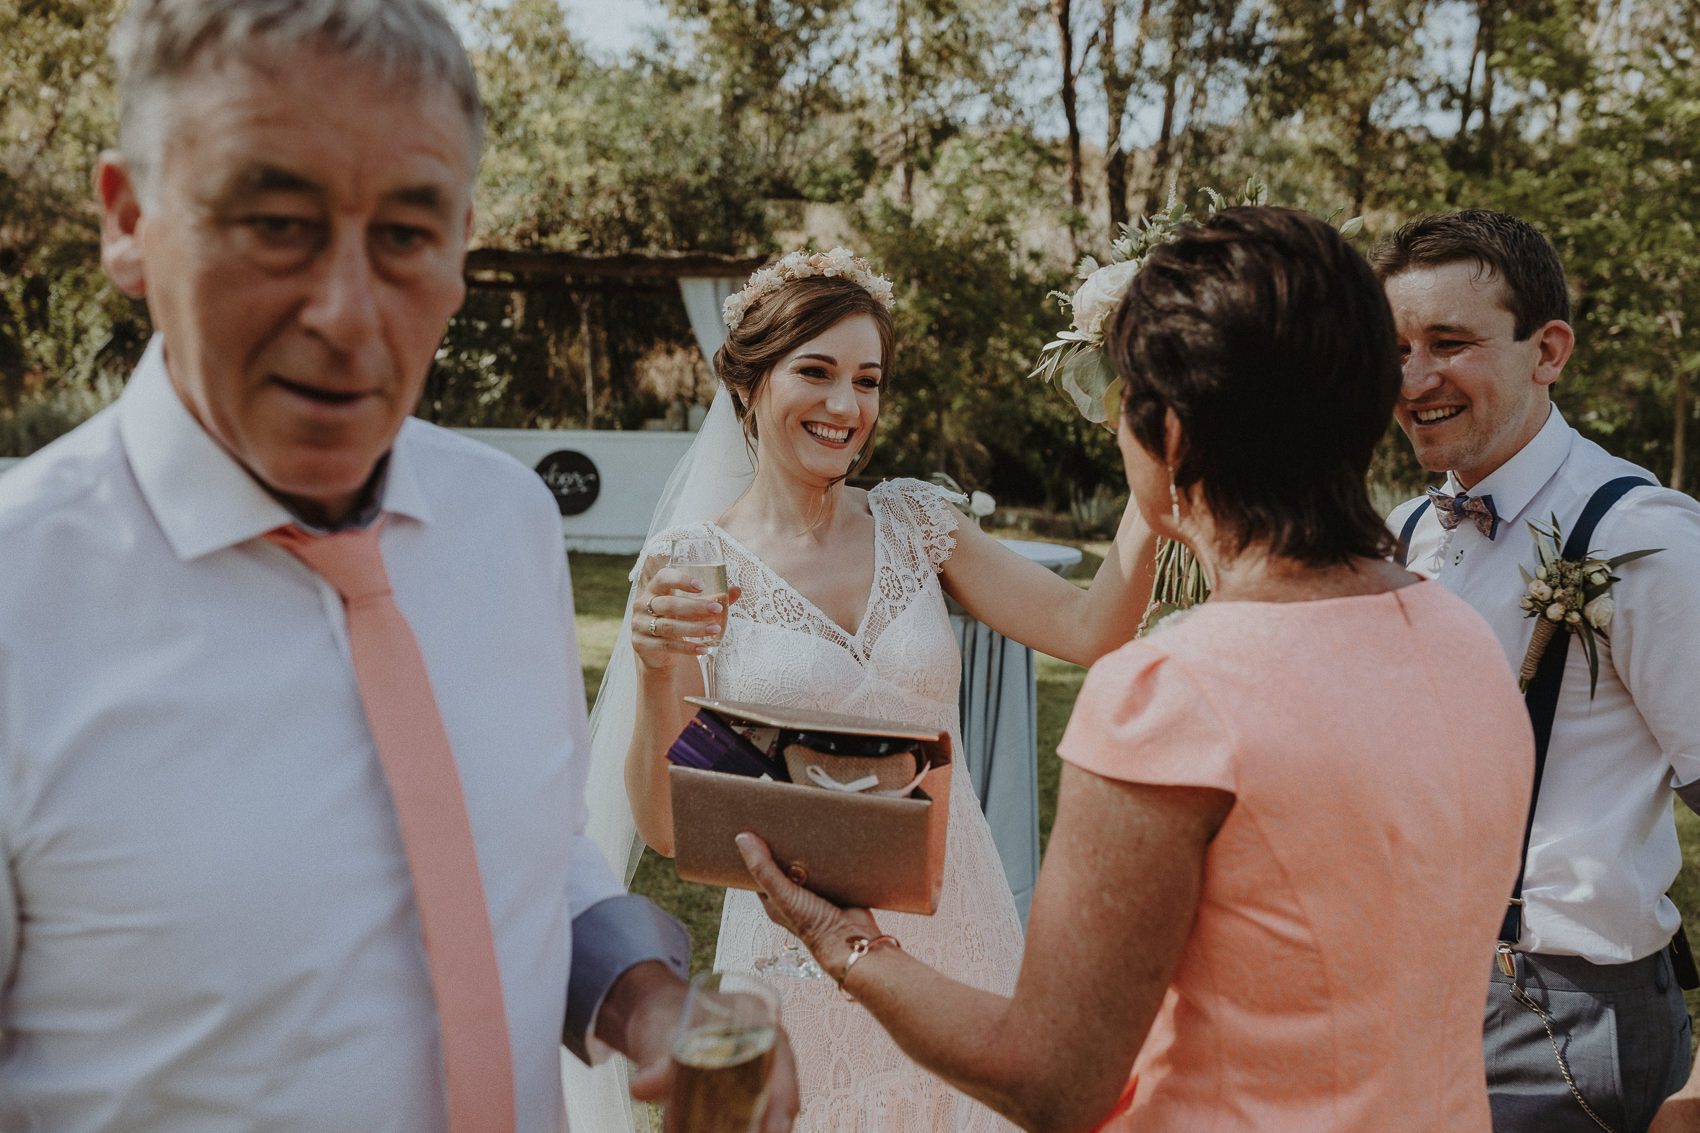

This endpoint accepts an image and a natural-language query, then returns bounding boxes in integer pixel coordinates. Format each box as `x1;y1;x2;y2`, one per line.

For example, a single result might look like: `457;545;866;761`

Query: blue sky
556;0;663;58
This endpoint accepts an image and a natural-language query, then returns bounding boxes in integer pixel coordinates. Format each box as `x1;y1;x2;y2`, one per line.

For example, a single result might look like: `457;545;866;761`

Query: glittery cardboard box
668;698;951;915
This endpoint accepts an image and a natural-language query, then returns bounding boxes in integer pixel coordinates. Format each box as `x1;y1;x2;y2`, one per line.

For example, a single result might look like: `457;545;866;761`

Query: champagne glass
664;972;780;1133
668;536;729;699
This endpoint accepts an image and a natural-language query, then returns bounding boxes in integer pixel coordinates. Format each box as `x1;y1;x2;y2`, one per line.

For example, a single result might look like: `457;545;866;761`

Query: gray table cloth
952;539;1082;926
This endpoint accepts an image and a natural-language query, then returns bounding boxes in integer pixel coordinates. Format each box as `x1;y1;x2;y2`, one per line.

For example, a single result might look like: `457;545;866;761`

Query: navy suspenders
1401;476;1653;945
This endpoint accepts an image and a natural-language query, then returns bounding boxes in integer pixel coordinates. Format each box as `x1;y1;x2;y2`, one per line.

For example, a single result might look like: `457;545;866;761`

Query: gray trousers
1486;947;1692;1133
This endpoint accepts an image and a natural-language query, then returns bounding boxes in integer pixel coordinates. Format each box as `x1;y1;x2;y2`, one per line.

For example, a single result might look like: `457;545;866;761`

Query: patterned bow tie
1427;486;1501;539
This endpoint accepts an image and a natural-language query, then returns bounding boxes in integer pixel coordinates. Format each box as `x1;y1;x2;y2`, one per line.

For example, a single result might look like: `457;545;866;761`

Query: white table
993;538;1084;577
951;537;1082;926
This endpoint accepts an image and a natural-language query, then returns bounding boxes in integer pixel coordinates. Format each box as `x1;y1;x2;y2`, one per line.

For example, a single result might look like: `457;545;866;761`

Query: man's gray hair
111;0;484;198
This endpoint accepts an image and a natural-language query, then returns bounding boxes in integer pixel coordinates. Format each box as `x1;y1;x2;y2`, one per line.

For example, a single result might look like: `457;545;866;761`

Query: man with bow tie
1377;210;1700;1133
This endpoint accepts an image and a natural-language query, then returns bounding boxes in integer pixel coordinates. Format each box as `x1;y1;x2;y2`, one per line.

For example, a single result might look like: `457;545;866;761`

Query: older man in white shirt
0;2;794;1130
1377;209;1700;1133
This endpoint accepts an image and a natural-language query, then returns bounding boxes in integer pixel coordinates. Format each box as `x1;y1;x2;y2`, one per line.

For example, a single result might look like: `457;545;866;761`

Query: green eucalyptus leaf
1606;547;1663;568
1339;216;1364;239
1580;624;1602;698
1100;376;1124;430
1058;346;1116;425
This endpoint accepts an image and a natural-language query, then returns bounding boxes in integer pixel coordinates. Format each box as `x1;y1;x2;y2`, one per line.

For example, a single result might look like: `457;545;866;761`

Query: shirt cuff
563;894;691;1064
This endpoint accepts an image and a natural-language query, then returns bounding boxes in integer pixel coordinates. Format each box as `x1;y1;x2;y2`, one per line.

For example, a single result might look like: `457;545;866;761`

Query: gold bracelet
837;933;900;1002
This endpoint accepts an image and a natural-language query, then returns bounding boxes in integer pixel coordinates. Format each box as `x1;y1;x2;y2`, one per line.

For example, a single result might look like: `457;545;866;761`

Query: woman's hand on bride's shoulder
631;554;741;672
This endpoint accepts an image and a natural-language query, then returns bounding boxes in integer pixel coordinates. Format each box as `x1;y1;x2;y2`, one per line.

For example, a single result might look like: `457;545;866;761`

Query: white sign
455;428;694;554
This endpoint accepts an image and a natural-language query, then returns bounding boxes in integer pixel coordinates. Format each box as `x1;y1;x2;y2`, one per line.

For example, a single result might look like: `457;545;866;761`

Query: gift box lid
670;698;951;914
683;697;945;746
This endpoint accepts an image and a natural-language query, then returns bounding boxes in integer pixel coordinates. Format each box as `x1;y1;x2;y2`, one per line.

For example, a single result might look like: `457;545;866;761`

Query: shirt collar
118;335;432;561
1443;404;1573;532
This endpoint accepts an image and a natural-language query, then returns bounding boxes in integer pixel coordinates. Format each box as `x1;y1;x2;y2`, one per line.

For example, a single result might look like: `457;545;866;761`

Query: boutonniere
1517;514;1662;695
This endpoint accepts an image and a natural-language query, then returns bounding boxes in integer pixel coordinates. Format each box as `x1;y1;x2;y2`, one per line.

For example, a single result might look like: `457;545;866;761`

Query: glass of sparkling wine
668;536;729;699
664;972;780;1133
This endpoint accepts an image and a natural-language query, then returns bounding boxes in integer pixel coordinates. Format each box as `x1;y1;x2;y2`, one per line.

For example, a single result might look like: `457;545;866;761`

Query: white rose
1584;594;1614;629
1070;260;1140;339
1529;580;1553;602
1545;602;1567;622
969;491;996;519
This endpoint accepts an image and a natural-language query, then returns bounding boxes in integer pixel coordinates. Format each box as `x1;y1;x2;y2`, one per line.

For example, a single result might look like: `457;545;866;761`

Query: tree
1050;0;1086;225
0;0;144;456
1096;0;1152;231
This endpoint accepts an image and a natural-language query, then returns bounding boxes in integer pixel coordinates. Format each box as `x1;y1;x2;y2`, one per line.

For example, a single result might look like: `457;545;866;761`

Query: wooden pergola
460;249;767;423
463;249;767;293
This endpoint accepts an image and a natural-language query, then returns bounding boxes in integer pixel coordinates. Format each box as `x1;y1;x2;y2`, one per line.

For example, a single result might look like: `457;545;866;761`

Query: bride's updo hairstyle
1107;206;1399;567
715;275;896;477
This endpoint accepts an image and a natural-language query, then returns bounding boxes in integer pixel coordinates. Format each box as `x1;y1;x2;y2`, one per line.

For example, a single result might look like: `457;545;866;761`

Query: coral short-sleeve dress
1059;580;1532;1132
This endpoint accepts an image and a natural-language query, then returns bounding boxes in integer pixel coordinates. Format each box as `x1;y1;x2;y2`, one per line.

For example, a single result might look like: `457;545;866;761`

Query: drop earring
1168;472;1182;526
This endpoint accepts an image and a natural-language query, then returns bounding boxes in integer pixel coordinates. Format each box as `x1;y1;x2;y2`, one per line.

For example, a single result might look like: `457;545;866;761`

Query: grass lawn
567;544;1700;1034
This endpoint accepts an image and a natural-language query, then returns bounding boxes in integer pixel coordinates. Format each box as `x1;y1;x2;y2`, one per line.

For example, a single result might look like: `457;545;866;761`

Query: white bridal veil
580;385;756;883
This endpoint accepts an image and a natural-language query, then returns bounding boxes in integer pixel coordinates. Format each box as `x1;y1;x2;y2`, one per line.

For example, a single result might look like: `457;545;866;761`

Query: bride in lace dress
612;251;1154;1131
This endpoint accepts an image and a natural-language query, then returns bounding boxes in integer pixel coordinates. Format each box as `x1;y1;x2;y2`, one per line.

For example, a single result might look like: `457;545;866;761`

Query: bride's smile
751;313;883;486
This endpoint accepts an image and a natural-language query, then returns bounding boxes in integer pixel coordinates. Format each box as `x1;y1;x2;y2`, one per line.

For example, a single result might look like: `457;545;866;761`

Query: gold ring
649;617;658;636
646;596;657;617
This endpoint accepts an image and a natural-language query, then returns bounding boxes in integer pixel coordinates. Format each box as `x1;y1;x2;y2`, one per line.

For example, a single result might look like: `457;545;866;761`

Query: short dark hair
714;275;895;478
1369;209;1570;339
1109;206;1399;567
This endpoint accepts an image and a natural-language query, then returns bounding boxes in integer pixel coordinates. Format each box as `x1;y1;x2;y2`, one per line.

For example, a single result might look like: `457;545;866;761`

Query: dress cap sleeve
871;478;962;573
1058;639;1237;795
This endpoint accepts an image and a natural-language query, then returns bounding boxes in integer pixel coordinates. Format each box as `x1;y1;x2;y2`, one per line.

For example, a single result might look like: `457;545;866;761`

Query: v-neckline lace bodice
656;479;969;726
700;516;882;650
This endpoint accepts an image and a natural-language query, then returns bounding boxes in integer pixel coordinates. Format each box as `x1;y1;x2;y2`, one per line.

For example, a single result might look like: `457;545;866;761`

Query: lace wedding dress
656;478;1024;1132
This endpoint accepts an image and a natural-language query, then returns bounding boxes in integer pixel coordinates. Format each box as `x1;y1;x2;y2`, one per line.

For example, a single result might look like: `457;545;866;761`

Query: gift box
667;697;952;915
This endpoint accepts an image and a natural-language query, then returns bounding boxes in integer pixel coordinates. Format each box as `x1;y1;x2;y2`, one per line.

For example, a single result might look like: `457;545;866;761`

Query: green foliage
466;0;772;253
0;0;142;453
6;0;1699;496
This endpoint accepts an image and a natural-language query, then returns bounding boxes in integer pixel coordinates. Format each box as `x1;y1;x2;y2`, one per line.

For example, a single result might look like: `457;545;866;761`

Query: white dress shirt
0;339;681;1131
1390;406;1700;963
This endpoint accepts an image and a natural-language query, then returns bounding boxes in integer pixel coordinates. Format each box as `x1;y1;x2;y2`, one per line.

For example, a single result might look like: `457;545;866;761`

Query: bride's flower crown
721;247;896;331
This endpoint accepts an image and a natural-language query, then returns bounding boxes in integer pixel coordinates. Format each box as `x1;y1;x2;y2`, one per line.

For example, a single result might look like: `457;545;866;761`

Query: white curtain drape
678;277;740;364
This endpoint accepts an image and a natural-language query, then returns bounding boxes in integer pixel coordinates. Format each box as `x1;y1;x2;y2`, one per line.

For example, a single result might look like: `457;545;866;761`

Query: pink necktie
266;521;516;1133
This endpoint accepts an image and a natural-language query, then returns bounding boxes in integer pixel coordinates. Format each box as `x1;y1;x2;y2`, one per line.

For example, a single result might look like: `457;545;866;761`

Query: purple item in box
666;709;785;780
